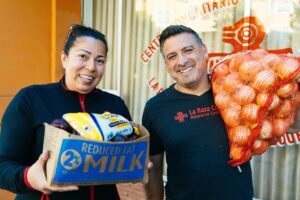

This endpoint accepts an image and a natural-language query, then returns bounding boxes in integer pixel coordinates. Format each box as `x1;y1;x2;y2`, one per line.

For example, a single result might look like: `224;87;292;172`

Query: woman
0;24;130;200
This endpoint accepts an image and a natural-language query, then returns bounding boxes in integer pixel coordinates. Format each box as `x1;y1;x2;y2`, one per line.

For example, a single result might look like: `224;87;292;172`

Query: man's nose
177;54;187;66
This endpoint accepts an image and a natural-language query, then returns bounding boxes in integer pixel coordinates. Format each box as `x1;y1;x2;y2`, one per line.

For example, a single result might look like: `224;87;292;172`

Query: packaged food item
51;112;139;142
211;49;300;166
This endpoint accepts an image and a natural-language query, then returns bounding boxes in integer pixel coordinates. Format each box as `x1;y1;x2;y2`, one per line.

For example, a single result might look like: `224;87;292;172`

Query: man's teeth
80;75;93;80
180;67;192;73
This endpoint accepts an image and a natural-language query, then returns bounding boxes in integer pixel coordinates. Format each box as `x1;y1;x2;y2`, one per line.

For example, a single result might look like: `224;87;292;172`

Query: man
142;25;253;200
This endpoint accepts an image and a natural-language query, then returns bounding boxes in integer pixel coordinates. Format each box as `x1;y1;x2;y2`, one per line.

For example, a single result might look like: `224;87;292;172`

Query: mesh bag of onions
211;49;300;166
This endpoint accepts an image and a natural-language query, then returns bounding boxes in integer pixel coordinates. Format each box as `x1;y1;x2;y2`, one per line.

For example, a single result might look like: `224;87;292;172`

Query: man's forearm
144;179;164;200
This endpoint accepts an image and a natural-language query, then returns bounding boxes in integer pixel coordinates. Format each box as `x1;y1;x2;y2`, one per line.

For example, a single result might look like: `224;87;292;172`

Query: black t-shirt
142;85;253;200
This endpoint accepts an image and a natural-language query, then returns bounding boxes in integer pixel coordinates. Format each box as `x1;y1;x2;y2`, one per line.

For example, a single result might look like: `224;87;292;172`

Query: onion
222;107;241;127
230;145;243;160
291;90;300;104
286;112;296;127
251;70;277;92
230;145;252;161
212;77;225;94
228;126;251;146
239;60;263;81
250;49;268;60
229;54;252;73
272;118;289;137
214;91;231;109
241;103;258;123
277;57;300;80
213;63;229;77
260;53;281;71
223;72;243;93
258;119;273;139
274;99;291;118
233;85;256;105
252;139;269;155
256;92;280;110
276;81;298;98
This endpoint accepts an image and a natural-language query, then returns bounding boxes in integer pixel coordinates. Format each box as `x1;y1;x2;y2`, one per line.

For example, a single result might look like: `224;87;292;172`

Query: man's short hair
159;25;203;53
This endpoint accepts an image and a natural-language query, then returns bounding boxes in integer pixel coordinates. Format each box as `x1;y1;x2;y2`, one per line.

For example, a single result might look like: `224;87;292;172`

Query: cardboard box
43;122;149;186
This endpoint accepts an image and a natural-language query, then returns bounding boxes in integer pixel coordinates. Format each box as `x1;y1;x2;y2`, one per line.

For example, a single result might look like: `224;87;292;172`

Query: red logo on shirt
174;112;188;123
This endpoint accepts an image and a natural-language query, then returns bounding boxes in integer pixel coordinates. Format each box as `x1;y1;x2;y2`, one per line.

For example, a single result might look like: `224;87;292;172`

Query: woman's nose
85;60;96;71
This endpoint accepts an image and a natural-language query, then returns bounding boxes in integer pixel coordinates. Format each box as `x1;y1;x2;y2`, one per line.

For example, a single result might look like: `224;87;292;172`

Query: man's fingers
147;161;153;170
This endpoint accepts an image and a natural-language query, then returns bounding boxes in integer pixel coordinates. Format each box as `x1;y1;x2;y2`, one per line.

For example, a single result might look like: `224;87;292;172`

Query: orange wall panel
0;0;81;197
54;0;82;81
0;0;52;96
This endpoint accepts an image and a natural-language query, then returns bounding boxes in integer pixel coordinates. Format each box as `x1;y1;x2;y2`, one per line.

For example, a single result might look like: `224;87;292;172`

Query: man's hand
144;154;164;200
27;150;79;194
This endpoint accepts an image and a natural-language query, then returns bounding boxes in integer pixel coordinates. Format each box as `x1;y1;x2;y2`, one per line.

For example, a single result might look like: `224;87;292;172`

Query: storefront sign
148;76;163;94
273;132;300;147
141;35;160;64
175;0;240;25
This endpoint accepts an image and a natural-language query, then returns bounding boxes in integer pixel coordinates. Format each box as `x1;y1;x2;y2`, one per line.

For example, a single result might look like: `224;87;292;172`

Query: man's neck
174;80;211;96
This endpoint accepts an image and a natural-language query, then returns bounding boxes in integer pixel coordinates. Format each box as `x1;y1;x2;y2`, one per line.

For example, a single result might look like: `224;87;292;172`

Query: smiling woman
61;25;108;94
62;39;106;94
0;24;132;200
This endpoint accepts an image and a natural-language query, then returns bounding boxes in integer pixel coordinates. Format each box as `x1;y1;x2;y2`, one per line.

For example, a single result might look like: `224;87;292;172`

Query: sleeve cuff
24;167;34;190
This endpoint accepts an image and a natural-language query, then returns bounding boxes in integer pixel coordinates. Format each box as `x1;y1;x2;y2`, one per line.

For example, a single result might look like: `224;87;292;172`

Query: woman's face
61;36;107;94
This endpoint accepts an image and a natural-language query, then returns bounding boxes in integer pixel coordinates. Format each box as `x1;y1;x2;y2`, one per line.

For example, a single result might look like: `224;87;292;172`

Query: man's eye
185;48;193;53
167;55;176;60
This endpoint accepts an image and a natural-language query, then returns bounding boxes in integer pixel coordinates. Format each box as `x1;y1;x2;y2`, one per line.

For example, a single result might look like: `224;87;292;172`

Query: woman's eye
79;54;88;60
96;59;105;65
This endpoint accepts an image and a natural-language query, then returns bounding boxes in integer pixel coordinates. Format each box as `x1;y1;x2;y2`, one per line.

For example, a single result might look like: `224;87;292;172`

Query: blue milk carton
43;122;149;186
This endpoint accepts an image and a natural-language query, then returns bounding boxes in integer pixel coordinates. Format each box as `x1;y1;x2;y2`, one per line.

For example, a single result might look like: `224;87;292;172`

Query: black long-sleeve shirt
0;81;131;200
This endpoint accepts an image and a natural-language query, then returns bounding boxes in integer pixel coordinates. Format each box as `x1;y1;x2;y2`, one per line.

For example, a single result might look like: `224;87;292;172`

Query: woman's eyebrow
77;49;91;54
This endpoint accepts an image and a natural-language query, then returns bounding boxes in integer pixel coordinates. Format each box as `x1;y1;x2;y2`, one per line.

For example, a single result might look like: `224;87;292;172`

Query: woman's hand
27;150;79;194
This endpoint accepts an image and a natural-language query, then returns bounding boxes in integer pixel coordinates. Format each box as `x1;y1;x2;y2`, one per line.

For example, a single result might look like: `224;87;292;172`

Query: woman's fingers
27;150;79;194
47;185;79;193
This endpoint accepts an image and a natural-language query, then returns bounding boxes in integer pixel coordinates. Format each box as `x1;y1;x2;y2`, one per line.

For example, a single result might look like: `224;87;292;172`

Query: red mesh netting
211;49;300;166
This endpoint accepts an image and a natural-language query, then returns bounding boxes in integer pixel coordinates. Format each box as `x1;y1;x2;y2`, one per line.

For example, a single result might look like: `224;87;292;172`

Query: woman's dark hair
159;25;203;52
63;24;108;56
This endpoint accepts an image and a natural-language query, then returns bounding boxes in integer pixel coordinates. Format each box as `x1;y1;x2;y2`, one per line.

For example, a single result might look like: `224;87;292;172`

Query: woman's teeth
79;74;93;80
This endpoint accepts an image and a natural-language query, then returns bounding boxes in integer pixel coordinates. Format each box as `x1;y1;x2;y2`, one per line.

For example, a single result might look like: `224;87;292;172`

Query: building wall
0;0;81;198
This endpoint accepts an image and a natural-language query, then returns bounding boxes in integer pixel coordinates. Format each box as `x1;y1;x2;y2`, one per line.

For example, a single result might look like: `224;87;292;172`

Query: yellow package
63;112;134;141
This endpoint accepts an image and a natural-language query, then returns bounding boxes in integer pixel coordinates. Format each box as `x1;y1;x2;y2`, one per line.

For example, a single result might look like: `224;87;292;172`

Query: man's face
162;33;208;89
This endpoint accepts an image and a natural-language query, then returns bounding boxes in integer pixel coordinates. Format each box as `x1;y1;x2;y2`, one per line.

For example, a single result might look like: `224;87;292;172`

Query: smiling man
142;25;253;200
